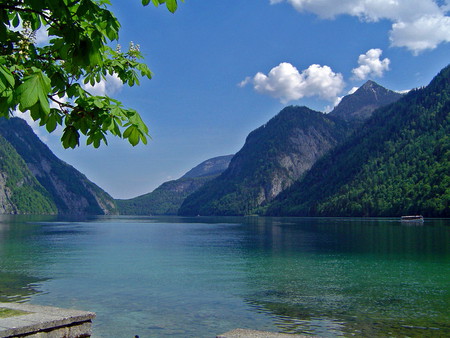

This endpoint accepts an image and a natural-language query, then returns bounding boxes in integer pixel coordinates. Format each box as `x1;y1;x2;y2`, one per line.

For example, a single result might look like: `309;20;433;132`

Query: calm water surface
0;215;449;337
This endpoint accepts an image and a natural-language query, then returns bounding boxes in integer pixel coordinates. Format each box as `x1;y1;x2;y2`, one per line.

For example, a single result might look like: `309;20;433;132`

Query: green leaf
93;98;104;108
0;96;14;116
140;133;148;145
16;70;51;113
12;13;20;28
142;0;151;5
29;102;44;121
123;125;140;146
38;90;50;115
62;126;80;149
46;114;57;133
165;0;178;13
0;65;15;93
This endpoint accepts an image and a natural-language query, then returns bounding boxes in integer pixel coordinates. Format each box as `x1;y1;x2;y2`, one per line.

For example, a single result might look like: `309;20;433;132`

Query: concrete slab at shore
217;328;316;337
0;303;95;338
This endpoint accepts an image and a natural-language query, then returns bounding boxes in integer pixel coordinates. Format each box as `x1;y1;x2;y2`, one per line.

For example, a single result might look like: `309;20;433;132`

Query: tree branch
0;4;62;28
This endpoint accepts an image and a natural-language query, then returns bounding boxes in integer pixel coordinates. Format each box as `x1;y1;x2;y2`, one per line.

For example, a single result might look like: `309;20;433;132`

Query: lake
0;215;449;337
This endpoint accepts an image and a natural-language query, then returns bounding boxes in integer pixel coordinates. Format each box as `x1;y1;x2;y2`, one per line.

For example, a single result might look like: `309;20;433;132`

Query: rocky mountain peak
329;80;403;124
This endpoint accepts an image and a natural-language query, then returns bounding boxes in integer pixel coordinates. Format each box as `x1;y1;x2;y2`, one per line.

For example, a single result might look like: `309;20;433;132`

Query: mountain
329;80;404;124
178;106;350;216
182;155;233;179
116;155;233;215
266;65;450;217
0;118;117;215
0;134;57;214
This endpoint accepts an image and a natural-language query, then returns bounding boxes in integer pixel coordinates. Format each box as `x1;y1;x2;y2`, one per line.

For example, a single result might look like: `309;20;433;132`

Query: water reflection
0;272;44;302
246;298;449;337
239;217;450;257
0;215;448;337
236;217;450;337
0;215;62;303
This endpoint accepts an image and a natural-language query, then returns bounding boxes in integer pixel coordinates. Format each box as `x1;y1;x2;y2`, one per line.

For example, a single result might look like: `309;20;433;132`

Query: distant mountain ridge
116;155;233;215
0;118;117;215
0;76;429;217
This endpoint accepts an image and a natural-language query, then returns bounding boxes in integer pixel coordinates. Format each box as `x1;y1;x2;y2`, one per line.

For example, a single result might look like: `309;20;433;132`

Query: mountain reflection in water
0;216;448;337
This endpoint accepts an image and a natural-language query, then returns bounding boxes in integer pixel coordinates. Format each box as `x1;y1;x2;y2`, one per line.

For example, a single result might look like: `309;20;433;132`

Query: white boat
401;215;424;222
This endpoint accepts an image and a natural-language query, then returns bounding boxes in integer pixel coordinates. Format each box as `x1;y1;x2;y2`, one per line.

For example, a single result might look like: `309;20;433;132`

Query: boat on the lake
400;215;424;222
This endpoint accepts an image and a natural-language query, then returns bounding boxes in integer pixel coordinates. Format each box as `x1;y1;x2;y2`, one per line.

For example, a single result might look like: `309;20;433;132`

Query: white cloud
324;96;342;113
390;15;450;54
240;62;345;104
352;48;390;80
348;86;359;95
270;0;450;53
395;89;411;94
83;73;123;96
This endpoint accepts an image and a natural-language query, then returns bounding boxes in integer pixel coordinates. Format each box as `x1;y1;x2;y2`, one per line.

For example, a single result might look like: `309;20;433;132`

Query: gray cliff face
0;172;13;214
0;133;57;215
229;125;340;205
0;118;117;215
179;106;350;216
27;157;116;215
163;179;204;194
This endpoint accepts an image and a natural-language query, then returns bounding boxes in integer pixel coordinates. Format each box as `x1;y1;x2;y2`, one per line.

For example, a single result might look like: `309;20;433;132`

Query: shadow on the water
0;271;45;302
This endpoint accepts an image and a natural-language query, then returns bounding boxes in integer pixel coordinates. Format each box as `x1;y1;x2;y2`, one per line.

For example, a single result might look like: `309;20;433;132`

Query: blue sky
19;0;450;199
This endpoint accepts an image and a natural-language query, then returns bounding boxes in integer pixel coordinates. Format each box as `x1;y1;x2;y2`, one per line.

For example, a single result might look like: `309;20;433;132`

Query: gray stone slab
0;303;94;323
0;303;95;338
217;329;316;338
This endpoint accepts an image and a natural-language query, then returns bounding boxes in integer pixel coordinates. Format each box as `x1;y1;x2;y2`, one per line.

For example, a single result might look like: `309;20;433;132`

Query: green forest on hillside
267;66;450;217
117;176;214;215
0;136;57;214
0;118;117;215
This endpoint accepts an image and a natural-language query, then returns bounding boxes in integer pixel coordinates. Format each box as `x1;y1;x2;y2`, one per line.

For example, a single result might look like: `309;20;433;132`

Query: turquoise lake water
0;215;449;337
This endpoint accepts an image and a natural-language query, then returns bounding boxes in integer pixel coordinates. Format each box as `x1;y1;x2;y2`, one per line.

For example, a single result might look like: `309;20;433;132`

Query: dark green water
0;215;448;337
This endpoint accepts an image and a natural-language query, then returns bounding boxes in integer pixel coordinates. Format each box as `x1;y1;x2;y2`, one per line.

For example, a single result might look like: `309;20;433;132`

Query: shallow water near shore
0;215;449;337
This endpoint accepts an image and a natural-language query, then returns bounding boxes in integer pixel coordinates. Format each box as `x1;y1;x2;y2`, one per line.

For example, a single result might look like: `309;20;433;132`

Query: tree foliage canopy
0;0;182;148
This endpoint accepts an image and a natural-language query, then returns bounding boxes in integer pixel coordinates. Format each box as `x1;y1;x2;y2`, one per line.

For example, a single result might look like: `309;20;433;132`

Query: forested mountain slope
267;65;450;217
0;134;57;214
179;107;349;216
0;118;117;215
117;155;233;215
